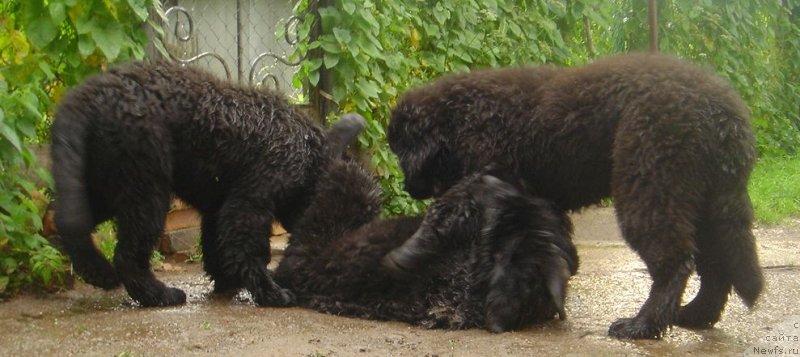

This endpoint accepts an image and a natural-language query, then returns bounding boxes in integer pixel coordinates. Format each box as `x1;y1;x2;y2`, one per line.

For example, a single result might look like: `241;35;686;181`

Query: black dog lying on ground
384;53;763;339
51;61;364;307
275;152;578;332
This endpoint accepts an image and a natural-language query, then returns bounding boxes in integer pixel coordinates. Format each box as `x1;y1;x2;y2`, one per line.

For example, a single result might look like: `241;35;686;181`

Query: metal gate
154;0;306;99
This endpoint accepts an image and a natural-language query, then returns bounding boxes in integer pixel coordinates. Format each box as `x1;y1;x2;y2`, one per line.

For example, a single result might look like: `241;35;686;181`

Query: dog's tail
51;101;119;289
722;192;764;307
731;245;763;309
700;186;763;308
325;113;366;158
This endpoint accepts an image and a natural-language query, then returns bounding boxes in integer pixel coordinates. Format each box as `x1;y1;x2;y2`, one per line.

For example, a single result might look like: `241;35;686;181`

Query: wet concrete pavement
1;207;798;356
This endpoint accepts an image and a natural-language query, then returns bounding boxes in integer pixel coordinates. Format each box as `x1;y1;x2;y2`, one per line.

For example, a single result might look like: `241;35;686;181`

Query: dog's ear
326;113;366;157
545;243;572;320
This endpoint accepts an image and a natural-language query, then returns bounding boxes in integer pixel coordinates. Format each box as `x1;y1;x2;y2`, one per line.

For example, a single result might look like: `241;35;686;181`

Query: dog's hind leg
677;189;763;328
675;247;731;329
607;188;699;339
113;189;187;307
216;184;293;307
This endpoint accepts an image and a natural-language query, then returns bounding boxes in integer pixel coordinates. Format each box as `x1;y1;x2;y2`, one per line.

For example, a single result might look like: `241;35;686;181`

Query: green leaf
324;51;340;69
39;62;55;80
343;2;356;15
17;118;37;141
320;37;342;54
333;27;352;44
18;91;41;119
336;61;355;82
358;134;369;147
26;17;58;49
358;8;380;31
347;41;361;58
74;15;93;35
151;38;169;58
433;3;450;25
0;123;22;152
18;178;36;197
35;167;54;188
331;82;347;103
358;36;381;58
1;257;17;275
91;22;125;60
49;1;67;24
355;78;380;99
318;7;341;32
126;0;150;21
307;58;323;71
308;69;320;86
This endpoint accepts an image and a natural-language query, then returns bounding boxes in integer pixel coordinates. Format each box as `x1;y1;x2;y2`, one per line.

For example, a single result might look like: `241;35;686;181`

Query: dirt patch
1;207;798;356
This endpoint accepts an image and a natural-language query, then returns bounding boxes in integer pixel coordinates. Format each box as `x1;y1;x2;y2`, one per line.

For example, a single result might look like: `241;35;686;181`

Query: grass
749;155;800;225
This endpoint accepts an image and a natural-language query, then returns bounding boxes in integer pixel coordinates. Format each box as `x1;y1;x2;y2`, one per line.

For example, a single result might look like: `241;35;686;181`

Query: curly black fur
386;53;763;339
50;61;364;307
275;160;578;332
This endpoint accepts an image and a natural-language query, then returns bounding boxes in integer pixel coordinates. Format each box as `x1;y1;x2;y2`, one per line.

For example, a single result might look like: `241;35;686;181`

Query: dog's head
388;93;465;199
388;66;559;200
471;174;578;332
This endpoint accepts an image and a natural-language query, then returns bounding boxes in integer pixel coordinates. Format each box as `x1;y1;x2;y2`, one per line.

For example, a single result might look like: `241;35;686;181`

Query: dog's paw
608;317;665;340
253;287;295;307
84;271;121;290
137;287;187;307
676;303;721;329
381;251;417;281
211;277;242;295
74;259;121;290
164;287;188;305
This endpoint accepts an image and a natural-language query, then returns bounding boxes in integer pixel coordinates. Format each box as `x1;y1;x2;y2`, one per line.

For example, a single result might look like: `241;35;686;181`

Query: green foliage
95;222;118;260
749;156;800;225
292;0;800;216
184;239;203;264
94;222;165;270
0;0;160;294
292;0;595;216
651;0;800;156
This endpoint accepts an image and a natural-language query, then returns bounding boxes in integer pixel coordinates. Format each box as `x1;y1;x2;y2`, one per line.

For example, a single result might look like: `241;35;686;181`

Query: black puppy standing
51;61;364;307
384;53;763;339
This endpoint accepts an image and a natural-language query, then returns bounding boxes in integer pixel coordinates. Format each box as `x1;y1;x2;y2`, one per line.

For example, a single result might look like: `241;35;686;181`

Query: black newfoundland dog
51;61;363;307
384;53;763;339
275;155;578;332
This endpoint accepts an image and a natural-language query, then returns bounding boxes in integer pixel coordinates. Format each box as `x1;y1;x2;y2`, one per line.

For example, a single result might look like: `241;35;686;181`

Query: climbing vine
291;0;599;215
291;0;800;216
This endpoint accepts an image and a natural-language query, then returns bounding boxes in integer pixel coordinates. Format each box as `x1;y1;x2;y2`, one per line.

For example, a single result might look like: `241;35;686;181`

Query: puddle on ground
1;228;798;356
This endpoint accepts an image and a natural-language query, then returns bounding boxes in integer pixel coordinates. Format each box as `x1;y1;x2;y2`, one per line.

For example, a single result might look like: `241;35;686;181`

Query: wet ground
1;207;799;356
